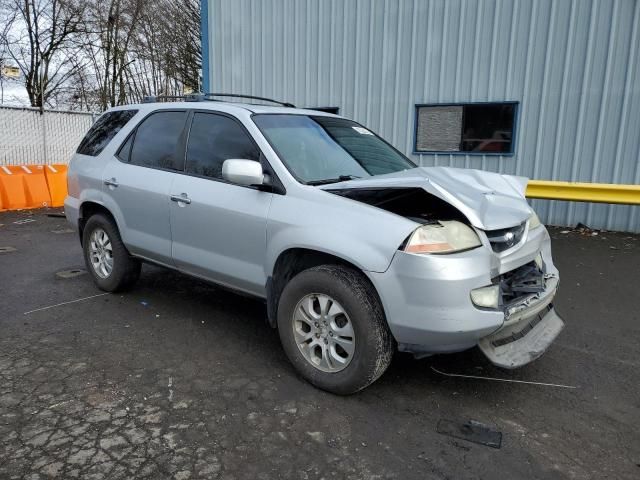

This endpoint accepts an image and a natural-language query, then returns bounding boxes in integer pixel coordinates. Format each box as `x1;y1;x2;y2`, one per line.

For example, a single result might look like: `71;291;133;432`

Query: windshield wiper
307;175;362;186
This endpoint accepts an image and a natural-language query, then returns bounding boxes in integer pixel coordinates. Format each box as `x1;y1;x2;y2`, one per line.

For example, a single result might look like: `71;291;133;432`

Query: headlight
529;211;542;229
404;220;481;254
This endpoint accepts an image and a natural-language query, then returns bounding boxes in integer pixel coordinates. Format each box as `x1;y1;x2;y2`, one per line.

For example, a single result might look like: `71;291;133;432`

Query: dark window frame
116;108;285;194
413;101;519;156
181;109;285;194
77;109;138;157
116;109;189;172
183;110;261;181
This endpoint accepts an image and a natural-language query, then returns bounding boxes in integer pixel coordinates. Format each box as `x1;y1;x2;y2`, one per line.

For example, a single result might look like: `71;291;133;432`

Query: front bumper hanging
478;293;564;369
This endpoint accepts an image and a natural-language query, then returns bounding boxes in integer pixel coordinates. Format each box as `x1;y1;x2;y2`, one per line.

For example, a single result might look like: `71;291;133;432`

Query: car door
101;110;188;265
170;111;273;296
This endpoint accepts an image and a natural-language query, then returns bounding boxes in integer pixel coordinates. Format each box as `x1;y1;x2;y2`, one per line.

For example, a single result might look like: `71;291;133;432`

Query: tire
82;213;141;292
277;264;395;395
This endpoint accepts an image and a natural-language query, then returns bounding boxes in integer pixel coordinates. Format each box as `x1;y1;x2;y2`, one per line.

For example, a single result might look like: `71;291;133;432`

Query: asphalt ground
0;209;638;480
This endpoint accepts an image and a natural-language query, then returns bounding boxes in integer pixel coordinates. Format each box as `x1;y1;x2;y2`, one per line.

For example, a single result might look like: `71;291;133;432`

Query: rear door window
129;111;187;171
76;110;138;156
185;112;260;179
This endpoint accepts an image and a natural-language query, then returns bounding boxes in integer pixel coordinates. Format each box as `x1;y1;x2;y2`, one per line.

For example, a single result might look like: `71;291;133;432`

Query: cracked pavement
1;210;639;479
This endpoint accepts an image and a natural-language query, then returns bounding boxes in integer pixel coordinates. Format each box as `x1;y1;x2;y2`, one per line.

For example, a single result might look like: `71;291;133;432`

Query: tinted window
186;112;259;179
415;103;517;154
77;110;137;156
117;134;134;162
253;114;414;184
130;111;186;170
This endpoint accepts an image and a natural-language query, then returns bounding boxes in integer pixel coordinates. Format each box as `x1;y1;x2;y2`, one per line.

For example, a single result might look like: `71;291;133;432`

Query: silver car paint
169;174;273;296
368;224;558;351
65;102;561;360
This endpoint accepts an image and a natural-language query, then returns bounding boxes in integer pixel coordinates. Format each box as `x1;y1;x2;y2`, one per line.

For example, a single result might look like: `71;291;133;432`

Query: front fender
265;192;418;276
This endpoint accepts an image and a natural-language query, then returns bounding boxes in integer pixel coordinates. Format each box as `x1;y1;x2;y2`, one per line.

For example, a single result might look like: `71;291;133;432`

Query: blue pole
200;0;210;92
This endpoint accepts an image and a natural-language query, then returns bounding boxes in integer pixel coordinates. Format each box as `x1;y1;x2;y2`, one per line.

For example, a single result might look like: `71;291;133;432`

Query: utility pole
0;57;4;105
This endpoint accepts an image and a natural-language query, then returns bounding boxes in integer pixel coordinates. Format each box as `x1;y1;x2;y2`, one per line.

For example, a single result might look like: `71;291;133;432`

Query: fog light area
470;285;501;309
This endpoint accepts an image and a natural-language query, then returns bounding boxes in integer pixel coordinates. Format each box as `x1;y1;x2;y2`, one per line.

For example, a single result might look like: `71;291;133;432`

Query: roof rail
142;94;203;103
142;93;295;108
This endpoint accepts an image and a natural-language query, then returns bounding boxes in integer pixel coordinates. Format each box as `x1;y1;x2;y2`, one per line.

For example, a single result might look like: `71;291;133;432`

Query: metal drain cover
56;269;87;279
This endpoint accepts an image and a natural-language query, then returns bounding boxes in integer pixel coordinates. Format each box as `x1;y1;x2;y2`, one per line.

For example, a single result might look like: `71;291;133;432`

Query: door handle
104;178;119;188
170;193;191;205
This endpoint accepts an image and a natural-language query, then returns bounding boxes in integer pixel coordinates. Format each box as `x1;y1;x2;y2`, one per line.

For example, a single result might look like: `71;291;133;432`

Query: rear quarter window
76;110;138;156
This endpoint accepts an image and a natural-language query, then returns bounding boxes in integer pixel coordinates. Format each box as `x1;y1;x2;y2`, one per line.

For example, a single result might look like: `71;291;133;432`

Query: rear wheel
277;264;395;394
82;214;141;292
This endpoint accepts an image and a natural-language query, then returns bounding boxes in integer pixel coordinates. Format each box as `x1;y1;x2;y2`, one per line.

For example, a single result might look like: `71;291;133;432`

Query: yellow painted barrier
526;180;640;205
1;166;639;210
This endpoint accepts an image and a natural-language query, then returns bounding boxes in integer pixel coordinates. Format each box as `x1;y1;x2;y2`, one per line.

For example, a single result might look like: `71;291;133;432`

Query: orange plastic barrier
12;165;51;208
0;164;61;211
0;165;28;210
44;164;68;207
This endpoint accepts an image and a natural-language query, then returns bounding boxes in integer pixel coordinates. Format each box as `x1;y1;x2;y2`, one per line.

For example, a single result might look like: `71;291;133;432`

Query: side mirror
222;159;264;186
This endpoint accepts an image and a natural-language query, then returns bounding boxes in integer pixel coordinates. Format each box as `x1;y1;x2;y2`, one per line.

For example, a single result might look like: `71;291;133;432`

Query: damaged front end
323;167;563;369
326;187;469;225
477;258;563;369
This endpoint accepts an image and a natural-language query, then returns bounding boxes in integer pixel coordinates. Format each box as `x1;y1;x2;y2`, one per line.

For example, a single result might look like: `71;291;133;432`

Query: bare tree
156;0;201;92
0;0;202;111
0;0;87;109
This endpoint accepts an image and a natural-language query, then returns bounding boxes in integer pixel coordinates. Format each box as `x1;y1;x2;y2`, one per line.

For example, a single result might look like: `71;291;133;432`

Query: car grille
498;261;545;305
485;222;526;253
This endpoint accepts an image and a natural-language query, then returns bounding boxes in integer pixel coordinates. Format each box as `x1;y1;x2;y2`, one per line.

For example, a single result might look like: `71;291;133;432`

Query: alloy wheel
292;293;355;373
89;228;114;279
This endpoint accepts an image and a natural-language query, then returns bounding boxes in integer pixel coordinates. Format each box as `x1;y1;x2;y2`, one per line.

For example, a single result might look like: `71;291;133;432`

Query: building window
414;102;517;155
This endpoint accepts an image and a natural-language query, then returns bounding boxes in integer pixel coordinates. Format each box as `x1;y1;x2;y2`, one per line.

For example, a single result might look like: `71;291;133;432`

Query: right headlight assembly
403;220;482;255
529;211;542;229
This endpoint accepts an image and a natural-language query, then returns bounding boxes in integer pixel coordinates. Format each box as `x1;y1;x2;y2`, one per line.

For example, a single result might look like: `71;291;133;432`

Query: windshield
252;114;416;184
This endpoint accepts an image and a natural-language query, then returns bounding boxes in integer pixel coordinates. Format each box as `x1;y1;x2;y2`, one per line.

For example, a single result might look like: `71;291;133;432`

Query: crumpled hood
320;167;532;230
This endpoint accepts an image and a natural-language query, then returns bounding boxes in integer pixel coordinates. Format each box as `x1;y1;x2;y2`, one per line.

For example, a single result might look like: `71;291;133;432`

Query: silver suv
65;96;563;394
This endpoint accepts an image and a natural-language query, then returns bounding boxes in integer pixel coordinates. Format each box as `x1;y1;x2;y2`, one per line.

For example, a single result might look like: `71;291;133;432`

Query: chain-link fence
0;106;97;165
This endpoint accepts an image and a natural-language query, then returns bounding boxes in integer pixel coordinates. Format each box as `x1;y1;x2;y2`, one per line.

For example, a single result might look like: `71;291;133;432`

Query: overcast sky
1;81;29;106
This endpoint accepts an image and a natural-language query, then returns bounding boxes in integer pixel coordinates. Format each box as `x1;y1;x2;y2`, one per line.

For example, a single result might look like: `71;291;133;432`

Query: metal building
201;0;640;232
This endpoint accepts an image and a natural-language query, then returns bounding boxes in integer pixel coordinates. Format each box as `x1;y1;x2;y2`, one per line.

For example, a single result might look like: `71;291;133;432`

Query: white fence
0;106;97;165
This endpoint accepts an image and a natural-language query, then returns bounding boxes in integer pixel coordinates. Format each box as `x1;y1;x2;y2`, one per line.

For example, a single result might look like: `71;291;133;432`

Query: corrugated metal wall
207;0;640;232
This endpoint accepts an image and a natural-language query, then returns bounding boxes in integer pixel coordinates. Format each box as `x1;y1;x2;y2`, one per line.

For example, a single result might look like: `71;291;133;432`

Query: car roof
107;101;342;118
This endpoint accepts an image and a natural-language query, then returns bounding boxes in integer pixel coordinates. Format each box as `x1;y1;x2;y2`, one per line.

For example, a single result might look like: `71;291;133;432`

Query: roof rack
142;93;295;108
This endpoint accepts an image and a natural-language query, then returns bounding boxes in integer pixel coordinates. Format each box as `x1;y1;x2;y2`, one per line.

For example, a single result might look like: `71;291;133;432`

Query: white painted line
24;292;110;315
430;367;577;389
47;165;58;173
21;165;32;174
1;166;11;175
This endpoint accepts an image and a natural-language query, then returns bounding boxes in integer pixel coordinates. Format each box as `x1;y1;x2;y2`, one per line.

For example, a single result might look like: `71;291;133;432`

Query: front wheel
82;213;141;292
277;265;395;394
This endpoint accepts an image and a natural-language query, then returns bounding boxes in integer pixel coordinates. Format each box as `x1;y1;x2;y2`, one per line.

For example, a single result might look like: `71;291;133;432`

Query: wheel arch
78;201;118;245
265;247;386;328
